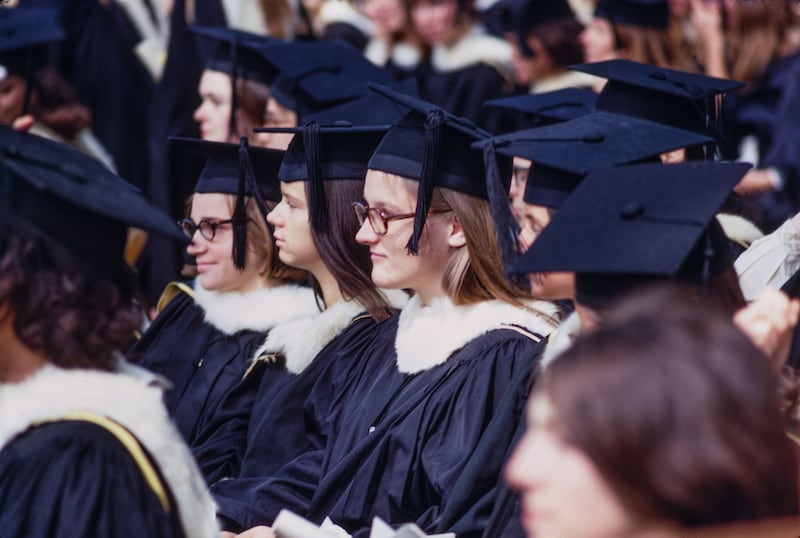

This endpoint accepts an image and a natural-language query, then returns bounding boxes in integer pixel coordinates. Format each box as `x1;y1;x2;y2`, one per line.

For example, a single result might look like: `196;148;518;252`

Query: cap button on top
620;202;644;219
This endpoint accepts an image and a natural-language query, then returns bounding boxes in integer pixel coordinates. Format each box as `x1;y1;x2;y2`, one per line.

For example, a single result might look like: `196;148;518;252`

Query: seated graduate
211;122;407;530
506;286;799;538
128;137;317;484
231;86;559;537
0;127;218;536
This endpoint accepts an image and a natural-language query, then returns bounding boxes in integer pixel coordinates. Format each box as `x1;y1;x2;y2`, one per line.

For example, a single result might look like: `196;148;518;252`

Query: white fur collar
193;282;319;335
431;25;513;76
0;366;218;538
395;295;558;374
254;289;408;374
717;212;764;249
541;310;582;369
365;39;423;70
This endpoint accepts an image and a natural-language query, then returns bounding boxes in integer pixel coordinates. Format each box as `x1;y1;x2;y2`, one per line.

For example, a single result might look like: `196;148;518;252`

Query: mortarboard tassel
303;121;328;231
232;137;250;270
407;110;444;254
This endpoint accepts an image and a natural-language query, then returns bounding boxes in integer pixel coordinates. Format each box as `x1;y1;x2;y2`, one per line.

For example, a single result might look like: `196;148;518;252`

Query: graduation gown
416;25;519;133
128;281;318;483
212;292;408;532
230;296;556;536
0;365;218;538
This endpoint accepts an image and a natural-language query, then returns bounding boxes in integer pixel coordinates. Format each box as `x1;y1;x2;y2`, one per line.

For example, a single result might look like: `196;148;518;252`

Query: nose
505;432;541;493
185;230;207;256
193;101;207;123
267;204;282;227
355;217;379;245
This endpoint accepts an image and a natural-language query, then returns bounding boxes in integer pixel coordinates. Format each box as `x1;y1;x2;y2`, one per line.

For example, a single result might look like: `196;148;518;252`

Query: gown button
368;426;376;434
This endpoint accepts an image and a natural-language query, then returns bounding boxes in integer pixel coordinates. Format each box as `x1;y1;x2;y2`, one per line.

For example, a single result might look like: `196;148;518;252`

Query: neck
312;266;345;309
236;275;289;294
414;285;449;307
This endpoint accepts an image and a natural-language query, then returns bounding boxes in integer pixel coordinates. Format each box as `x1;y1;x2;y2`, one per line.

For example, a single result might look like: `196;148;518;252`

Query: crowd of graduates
2;0;800;537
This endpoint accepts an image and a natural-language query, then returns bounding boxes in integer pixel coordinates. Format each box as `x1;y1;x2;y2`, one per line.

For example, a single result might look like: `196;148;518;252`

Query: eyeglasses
178;218;236;241
352;202;416;236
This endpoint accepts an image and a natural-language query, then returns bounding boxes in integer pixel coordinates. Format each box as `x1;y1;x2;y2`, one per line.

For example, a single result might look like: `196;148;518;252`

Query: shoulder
431;25;513;78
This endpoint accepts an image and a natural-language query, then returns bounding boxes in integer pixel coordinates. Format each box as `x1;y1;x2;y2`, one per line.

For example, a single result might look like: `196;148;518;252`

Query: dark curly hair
0;230;141;370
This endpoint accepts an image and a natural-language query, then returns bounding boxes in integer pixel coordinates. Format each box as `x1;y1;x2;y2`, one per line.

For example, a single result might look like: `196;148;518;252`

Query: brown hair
30;66;92;140
542;285;799;528
0;231;140;370
723;0;799;85
421;184;530;307
233;78;271;142
614;23;676;68
307;179;396;321
529;17;584;69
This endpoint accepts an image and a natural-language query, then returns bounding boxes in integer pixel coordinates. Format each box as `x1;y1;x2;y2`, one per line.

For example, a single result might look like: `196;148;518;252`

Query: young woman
506;288;799;538
408;0;517;132
229;89;559;537
212;123;407;533
129;138;317;484
0;127;218;537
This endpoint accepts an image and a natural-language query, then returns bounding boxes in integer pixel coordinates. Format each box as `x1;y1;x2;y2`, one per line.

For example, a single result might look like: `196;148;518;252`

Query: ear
447;214;466;248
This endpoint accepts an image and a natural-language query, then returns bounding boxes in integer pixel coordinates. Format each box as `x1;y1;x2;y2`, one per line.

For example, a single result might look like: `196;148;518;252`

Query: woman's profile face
356;170;453;303
519;203;575;300
193;70;233;143
410;0;460;46
506;394;634;538
362;0;408;36
186;193;268;293
0;74;27;125
579;17;618;63
267;181;321;274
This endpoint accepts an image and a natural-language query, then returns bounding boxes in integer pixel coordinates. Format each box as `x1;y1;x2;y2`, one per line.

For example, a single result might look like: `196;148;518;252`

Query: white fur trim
717;213;764;249
366;39;422;71
431;25;513;78
255;289;408;374
395;296;558;374
318;0;374;35
541;310;582;369
193;283;319;336
0;366;219;538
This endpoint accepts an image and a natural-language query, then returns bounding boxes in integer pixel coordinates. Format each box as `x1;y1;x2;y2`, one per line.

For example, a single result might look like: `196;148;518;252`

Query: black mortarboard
255;123;389;231
303;79;418;126
593;0;669;29
252;41;395;119
170;136;284;269
485;88;596;128
189;26;277;137
365;85;516;265
0;126;186;280
512;161;751;307
474;111;713;208
0;7;64;114
570;59;744;141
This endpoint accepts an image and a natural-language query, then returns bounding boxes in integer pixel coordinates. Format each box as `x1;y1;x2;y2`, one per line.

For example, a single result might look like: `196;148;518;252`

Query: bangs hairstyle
185;193;308;283
0;230;140;371
540;286;798;528
397;175;530;307
306;179;395;321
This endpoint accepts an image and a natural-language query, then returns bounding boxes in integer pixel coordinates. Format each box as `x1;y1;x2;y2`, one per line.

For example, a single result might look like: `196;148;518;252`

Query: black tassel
701;232;713;296
232;137;249;270
303;122;328;231
407;110;444;254
483;142;524;287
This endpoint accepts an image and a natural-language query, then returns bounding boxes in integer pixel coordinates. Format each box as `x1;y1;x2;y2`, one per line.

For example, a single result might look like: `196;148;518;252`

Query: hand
734;288;800;372
235;526;276;538
690;0;723;43
518;222;536;252
733;169;777;196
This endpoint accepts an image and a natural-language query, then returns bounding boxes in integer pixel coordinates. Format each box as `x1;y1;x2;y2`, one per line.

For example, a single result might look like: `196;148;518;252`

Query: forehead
199;70;233;95
190;192;234;217
364;170;417;207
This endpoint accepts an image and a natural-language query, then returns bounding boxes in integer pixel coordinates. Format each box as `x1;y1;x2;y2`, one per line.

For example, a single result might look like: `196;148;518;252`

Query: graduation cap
485;88;597;128
570;59;744;141
170;136;284;269
0;126;186;280
252;41;396;119
188;26;278;138
474;111;713;208
303;79;418;126
511;161;752;308
593;0;669;29
0;7;65;115
365;84;516;266
255;122;390;231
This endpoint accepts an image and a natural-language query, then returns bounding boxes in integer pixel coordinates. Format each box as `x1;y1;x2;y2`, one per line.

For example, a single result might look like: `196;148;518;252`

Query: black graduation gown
128;290;276;483
211;313;386;532
722;51;800;232
0;421;184;537
303;318;544;537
